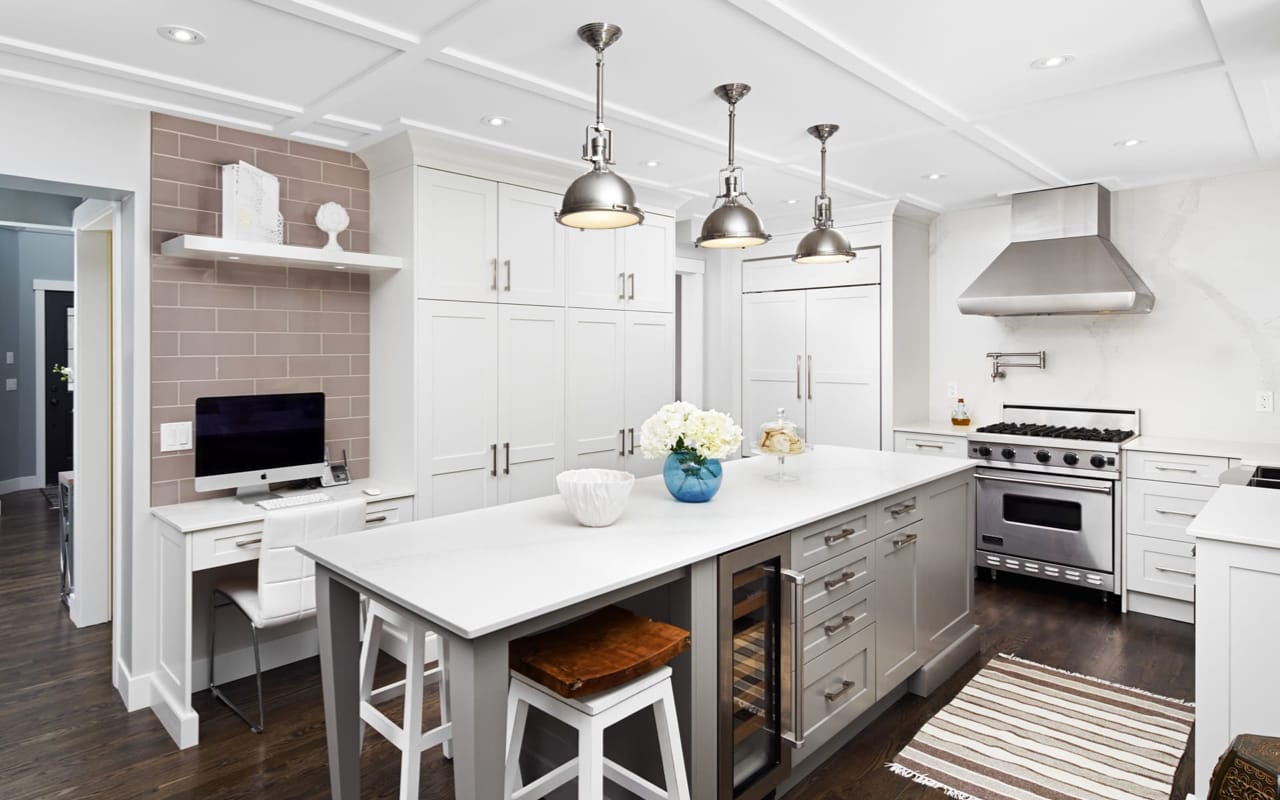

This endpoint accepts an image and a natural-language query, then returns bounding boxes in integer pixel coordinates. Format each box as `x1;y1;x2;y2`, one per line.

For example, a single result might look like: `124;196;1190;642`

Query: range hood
957;183;1154;316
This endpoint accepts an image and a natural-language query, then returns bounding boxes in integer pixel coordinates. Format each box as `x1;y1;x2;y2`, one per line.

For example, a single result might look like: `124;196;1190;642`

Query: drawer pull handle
913;442;944;450
823;613;860;636
1155;565;1196;577
892;532;919;549
235;537;262;549
1154;465;1200;473
888;502;917;518
824;570;860;591
365;515;388;524
1154;507;1198;518
823;679;856;702
823;527;858;546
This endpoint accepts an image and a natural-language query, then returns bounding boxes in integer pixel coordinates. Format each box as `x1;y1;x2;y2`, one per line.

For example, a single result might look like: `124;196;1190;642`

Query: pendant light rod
727;101;736;167
594;49;605;127
713;83;751;170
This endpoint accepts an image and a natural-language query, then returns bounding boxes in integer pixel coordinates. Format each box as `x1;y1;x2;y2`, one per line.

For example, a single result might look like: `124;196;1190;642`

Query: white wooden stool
360;600;452;799
504;665;690;800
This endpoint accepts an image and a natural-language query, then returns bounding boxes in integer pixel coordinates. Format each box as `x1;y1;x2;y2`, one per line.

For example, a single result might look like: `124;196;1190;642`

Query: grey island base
300;446;978;799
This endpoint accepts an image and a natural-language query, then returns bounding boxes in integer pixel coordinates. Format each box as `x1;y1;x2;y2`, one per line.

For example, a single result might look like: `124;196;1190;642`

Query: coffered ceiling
0;0;1275;216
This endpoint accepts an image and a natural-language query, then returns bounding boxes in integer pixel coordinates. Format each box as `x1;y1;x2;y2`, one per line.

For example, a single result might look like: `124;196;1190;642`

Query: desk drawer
803;542;873;613
363;499;407;528
792;507;874;573
1127;451;1229;486
1127;534;1195;602
893;431;966;458
1126;478;1214;544
193;521;267;570
879;491;923;535
803;581;874;664
795;623;875;763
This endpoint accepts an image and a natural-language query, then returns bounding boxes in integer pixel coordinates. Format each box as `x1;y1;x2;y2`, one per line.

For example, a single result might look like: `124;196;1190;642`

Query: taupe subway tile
179;283;256;309
153;130;181;157
153;112;217;138
153;356;216;382
256;332;322;355
152;179;180;205
179;135;256;166
151;282;180;305
285;222;327;248
218;126;289;153
326;415;369;441
256;286;323;311
321;291;368;312
177;379;256;405
217;308;289;332
347;458;370;480
350;396;369;417
178;184;221;213
151;381;179;406
322;333;369;355
350;189;369;211
179;331;255;356
325;397;351;419
349;313;369;333
349;437;369;459
254;376;323;395
153;262;215;284
152;405;195;427
288;139;352;166
288;354;352;377
322;375;369;397
287;268;350;292
153;307;216;332
289;311;350;333
153;155;219;187
152;481;180;507
216;356;289;379
152;332;179;357
348;230;369;253
256;150;323;181
349;355;370;375
281;198;320;226
216;262;286;288
286;178;350;206
154;205;217;236
323;161;368;189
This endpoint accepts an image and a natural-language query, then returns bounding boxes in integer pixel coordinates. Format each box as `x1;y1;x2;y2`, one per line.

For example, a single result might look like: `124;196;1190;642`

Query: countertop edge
152;483;415;533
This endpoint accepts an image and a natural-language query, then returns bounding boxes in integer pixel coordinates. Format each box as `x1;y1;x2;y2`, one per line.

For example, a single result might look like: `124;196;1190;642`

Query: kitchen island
300;446;977;799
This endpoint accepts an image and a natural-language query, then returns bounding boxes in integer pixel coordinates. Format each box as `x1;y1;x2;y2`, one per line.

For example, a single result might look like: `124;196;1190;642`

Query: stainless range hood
957;183;1154;316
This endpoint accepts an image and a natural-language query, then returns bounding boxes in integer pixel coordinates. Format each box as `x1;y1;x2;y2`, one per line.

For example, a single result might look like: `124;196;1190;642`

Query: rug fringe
886;762;985;800
997;652;1195;708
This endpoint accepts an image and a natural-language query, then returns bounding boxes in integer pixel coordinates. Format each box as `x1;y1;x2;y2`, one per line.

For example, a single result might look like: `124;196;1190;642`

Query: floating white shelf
160;234;403;273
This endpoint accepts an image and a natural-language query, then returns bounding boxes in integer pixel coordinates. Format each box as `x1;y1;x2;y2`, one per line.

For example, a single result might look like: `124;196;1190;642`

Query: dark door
44;290;74;486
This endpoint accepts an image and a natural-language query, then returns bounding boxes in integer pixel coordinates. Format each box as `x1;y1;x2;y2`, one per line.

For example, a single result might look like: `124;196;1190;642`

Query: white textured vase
556;469;635;527
315;201;350;251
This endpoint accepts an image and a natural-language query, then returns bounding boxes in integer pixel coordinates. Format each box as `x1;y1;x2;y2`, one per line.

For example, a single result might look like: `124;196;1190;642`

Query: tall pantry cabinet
368;158;676;520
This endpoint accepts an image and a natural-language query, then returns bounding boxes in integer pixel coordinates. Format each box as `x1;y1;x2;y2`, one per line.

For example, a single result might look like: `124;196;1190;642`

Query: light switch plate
4;352;12;364
1258;391;1274;413
160;421;193;452
4;378;15;391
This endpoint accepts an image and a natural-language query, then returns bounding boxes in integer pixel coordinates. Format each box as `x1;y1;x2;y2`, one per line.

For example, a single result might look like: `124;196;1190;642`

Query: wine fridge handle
780;567;806;749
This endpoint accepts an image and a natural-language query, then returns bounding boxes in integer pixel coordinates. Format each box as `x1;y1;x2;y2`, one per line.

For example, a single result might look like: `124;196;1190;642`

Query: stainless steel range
968;404;1139;593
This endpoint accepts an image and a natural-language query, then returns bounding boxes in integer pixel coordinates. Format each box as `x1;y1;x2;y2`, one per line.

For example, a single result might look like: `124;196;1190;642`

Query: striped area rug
889;653;1194;800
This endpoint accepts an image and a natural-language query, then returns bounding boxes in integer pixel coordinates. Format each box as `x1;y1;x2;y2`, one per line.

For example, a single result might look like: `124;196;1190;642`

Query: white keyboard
256;492;331;510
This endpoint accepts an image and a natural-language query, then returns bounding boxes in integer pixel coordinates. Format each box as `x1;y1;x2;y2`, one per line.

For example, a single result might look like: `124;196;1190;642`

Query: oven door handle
976;473;1113;494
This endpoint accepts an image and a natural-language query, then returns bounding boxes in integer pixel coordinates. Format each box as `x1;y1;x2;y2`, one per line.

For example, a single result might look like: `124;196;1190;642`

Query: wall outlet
4;378;15;391
160;421;193;452
946;382;959;399
4;352;12;365
1258;391;1274;413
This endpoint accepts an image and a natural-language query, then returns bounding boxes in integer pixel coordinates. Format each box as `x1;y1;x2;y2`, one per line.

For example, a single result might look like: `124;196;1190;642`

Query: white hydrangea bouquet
640;401;743;502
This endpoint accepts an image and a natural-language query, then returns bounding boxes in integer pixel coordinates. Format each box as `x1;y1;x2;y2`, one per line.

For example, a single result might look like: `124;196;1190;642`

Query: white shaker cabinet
416;170;499;303
564;230;623;310
566;215;675;313
498;305;565;502
623;311;676;477
742;291;807;450
916;479;974;661
875;520;922;697
497;184;565;307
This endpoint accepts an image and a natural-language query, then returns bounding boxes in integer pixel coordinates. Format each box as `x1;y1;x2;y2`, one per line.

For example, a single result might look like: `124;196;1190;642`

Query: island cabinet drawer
1126;479;1214;543
792;507;874;573
794;623;876;764
803;582;874;663
803;542;874;613
893;431;966;458
363;499;408;528
879;490;924;534
1127;450;1229;486
193;521;268;570
1127;534;1195;602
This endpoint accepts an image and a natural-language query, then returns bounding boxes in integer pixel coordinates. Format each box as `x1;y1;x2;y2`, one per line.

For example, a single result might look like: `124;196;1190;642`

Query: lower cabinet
874;521;922;697
917;479;974;660
793;624;876;765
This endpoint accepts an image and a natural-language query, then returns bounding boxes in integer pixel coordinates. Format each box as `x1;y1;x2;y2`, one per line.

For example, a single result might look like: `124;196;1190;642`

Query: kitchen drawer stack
1123;449;1228;623
789;475;973;761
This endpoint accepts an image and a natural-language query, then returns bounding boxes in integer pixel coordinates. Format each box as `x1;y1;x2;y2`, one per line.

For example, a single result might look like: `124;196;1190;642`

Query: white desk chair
207;497;367;732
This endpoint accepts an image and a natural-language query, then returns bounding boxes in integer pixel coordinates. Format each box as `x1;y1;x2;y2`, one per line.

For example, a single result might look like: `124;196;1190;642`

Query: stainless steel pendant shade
556;23;644;230
794;123;855;264
697;83;770;249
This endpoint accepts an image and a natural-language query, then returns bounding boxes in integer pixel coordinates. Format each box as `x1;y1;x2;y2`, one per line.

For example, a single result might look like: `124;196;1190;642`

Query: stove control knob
976;445;992;458
1090;454;1107;469
1001;448;1017;460
1062;452;1080;466
1035;450;1051;463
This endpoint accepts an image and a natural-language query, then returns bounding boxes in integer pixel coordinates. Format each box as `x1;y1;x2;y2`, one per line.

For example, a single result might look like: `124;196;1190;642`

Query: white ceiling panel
288;0;480;41
780;0;1223;119
0;0;392;106
981;69;1259;188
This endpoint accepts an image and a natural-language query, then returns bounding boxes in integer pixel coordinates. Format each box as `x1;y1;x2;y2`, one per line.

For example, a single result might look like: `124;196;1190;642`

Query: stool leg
578;723;604;800
654;682;690;800
504;691;528;799
399;623;426;800
358;613;383;750
439;635;452;760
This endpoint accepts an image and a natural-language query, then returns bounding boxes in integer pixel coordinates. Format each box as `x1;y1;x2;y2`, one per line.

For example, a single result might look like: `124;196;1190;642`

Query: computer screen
194;392;326;489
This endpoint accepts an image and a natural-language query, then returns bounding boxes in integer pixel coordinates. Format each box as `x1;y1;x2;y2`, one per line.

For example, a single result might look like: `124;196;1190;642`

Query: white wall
929;168;1280;443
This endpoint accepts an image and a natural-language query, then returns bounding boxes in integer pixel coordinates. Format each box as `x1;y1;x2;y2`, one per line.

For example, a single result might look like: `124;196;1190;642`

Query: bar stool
504;606;691;800
360;599;451;799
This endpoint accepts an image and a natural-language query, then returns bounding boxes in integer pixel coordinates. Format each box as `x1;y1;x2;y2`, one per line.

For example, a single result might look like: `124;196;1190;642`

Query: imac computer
194;392;327;502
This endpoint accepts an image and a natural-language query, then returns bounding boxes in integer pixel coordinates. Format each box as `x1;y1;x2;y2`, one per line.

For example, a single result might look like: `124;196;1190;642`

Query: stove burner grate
974;422;1135;443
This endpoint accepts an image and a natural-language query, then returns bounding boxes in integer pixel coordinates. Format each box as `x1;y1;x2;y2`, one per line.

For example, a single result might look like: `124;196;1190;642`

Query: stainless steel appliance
969;404;1139;592
717;535;803;800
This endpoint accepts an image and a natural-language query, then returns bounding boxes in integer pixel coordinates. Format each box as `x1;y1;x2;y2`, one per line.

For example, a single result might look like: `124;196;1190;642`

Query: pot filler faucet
987;351;1046;381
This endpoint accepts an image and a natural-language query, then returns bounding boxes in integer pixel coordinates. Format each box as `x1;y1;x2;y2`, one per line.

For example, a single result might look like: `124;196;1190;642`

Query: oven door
975;468;1115;572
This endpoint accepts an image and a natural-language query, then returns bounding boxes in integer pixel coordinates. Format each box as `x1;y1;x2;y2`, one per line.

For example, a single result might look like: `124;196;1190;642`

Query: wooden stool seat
1208;734;1280;799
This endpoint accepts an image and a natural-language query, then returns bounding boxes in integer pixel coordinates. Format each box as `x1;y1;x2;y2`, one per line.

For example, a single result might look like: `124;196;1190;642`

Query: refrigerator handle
780;567;806;749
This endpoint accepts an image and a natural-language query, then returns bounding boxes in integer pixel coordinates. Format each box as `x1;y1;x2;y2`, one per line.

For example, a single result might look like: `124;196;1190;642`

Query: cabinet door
497;184;565;307
565;229;623;310
565;308;626;470
498;305;564;504
741;291;807;455
418;301;498;516
875;523;921;697
805;286;880;449
623;311;675;478
417;169;499;302
916;479;973;661
621;215;674;313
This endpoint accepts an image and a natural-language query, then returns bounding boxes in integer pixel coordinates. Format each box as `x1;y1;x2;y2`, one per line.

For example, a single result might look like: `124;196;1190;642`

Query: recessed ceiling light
481;115;510;127
924;173;946;181
1115;138;1145;148
157;26;206;45
643;160;661;168
225;255;241;261
1030;54;1073;69
334;265;346;270
785;198;798;205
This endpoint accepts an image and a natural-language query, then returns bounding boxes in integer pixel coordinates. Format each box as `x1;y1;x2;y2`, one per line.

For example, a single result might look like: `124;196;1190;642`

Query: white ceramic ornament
315;201;350;251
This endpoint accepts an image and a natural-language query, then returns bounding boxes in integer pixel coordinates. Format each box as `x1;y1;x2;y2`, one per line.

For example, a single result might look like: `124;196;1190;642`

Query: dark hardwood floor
0;488;1194;799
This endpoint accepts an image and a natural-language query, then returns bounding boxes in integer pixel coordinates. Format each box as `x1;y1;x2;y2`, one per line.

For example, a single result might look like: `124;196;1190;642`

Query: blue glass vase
663;449;723;503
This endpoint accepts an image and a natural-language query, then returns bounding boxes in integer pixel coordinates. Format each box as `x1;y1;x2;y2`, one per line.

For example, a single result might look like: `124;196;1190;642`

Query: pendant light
793;124;855;264
696;83;770;249
556;23;644;230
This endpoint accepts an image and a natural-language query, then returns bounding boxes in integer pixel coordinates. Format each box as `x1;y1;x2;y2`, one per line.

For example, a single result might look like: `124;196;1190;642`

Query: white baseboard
151;678;199;749
115;658;152;712
0;475;44;495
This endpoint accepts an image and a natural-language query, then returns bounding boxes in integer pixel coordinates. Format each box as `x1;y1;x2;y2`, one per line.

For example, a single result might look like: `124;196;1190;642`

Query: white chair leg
504;690;528;799
358;613;383;749
654;682;690;800
439;635;452;760
578;722;604;800
399;622;426;800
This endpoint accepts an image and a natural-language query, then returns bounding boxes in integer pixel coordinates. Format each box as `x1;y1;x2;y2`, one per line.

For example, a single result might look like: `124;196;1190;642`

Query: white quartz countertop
299;446;973;640
151;480;414;533
1189;485;1280;549
894;420;974;438
1123;435;1280;465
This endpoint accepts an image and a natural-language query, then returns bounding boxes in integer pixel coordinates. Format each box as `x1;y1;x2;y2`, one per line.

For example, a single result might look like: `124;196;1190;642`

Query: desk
149;481;413;749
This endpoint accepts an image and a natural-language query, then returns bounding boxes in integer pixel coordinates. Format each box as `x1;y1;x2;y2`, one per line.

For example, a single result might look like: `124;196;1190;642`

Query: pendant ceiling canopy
696;83;770;249
556;22;644;231
793;124;855;264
